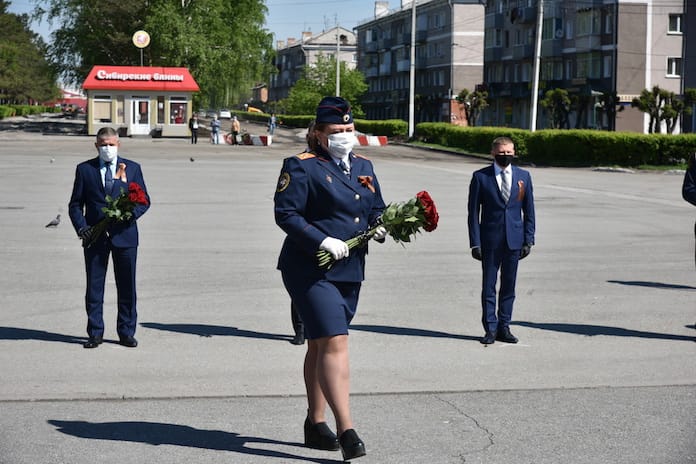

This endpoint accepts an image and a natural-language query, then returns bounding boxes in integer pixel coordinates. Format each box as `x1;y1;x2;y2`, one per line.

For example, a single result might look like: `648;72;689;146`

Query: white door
131;99;150;135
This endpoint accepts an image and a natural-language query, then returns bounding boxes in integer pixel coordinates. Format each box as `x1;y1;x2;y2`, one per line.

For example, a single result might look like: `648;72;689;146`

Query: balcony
416;30;428;43
512;44;534;60
541;39;563;57
396;59;410;72
378;38;394;50
365;67;378;78
575;34;601;52
379;63;392;76
484;47;503;62
484;12;505;29
510;6;536;24
364;42;378;54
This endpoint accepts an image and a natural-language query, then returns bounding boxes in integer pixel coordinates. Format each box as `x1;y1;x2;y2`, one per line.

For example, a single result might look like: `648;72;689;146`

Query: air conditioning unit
555;28;564;39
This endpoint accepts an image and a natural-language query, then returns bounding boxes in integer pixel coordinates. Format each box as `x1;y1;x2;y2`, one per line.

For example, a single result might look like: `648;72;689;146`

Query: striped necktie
338;160;350;176
500;169;510;203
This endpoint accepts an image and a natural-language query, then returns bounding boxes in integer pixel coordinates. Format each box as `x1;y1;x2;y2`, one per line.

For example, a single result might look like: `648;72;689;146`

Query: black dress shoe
83;336;103;349
290;332;305;345
480;332;496;345
118;336;138;348
339;429;366;461
496;328;518;344
304;417;339;451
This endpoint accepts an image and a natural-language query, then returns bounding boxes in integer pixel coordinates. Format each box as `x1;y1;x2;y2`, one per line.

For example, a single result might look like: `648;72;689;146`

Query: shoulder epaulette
296;152;316;160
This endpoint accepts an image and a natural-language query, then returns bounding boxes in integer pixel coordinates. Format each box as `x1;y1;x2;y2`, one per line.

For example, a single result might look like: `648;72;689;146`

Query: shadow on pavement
350;324;480;341
515;321;695;342
607;280;696;291
140;322;293;342
0;326;85;345
47;420;340;463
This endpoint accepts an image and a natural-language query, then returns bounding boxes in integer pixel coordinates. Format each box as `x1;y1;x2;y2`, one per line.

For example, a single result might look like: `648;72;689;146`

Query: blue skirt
281;272;361;339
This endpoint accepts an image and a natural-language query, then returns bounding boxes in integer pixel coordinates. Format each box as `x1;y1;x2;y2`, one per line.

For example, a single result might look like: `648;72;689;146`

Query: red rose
127;182;149;205
416;190;439;232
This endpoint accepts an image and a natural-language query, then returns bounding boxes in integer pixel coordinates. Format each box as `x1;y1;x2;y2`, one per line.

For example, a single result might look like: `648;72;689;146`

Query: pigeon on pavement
45;214;61;228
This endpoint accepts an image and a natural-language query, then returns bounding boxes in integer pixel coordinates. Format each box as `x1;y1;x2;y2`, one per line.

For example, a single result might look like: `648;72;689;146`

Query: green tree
280;54;367;116
631;86;662;133
540;88;571;129
596;91;623;131
0;1;59;104
455;88;488;127
632;86;696;134
37;0;274;108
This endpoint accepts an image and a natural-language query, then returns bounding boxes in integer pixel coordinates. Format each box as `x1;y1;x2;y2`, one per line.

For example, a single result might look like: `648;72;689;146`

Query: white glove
319;237;350;260
372;226;387;241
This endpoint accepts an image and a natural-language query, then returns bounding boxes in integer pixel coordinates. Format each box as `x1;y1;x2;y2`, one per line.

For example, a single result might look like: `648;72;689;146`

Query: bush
414;123;696;167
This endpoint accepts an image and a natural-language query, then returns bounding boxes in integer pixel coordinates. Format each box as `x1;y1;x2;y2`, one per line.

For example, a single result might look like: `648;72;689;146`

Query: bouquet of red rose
317;190;439;268
81;182;149;248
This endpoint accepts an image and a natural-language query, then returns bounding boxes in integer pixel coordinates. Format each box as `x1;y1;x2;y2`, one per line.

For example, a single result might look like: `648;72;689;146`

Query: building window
604;10;614;34
93;96;112;123
116;96;124;124
668;14;682;33
170;97;187;124
666;57;682;77
603;55;612;78
157;96;165;124
576;8;600;36
542;17;563;40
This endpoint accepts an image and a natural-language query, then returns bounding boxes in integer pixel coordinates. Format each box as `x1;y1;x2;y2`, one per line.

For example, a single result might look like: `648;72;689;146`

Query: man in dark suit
69;127;150;349
468;136;535;345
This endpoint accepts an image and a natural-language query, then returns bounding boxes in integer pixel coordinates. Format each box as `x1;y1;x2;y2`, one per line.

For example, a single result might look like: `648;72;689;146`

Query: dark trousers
191;129;198;144
480;242;520;334
84;239;138;339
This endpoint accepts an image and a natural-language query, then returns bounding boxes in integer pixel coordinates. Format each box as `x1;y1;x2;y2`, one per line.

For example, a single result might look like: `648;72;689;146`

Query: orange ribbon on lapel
115;162;127;182
517;180;525;201
358;175;375;193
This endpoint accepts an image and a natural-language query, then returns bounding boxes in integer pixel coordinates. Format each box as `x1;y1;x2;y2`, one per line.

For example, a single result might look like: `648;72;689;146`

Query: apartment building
268;27;357;102
483;0;685;133
355;0;485;124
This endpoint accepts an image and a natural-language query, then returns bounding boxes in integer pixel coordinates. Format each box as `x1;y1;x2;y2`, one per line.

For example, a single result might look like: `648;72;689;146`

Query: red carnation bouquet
82;182;149;248
317;190;439;268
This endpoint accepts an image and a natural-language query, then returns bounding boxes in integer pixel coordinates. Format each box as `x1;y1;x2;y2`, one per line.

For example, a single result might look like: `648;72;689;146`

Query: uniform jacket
275;149;386;282
68;156;150;248
468;164;535;251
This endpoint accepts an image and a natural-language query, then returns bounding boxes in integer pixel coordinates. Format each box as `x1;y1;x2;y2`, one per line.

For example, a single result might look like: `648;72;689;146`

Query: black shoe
83;336;103;349
118;336;138;348
339;429;366;461
304;417;339;451
496;328;518;344
290;332;305;345
480;332;496;345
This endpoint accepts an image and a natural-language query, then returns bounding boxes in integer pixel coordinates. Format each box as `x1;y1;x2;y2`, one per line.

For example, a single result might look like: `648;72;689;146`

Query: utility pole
408;0;416;138
530;0;544;131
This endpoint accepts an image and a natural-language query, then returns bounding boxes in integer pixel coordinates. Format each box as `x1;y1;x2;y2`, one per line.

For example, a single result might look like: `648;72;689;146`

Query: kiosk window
93;96;112;123
170;98;187;125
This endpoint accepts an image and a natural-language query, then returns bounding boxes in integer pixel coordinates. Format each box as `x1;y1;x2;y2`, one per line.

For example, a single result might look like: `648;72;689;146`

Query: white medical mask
326;132;355;159
98;145;118;163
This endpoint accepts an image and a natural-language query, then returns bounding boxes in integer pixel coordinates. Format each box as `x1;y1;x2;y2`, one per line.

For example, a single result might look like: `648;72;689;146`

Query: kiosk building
82;65;200;137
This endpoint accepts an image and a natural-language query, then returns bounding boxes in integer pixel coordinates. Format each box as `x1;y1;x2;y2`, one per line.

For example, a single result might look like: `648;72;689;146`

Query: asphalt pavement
0;122;694;463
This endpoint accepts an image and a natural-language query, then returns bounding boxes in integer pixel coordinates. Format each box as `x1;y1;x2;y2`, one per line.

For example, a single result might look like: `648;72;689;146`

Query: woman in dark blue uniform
274;97;386;461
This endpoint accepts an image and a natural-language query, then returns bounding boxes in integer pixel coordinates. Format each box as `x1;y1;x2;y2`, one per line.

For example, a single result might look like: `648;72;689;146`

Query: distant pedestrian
231;116;241;145
268;113;277;135
188;114;200;144
468;136;535;345
210;116;221;144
